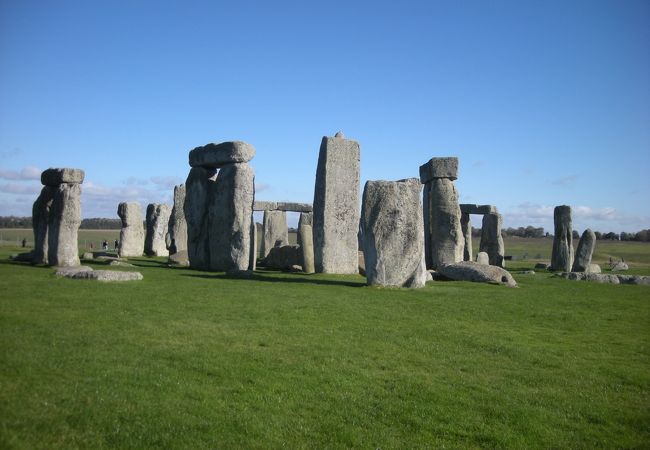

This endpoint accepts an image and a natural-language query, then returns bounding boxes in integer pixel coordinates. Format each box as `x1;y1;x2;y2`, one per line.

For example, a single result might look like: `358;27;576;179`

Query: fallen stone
561;272;620;284
437;261;517;287
476;252;489;265
275;202;313;213
459;204;498;215
572;229;596;272
551;205;573;271
117;202;145;258
360;178;427;288
419;157;458;183
189;141;255;168
63;269;143;282
611;262;629;272
617;275;650;285
41;168;85;186
109;260;134;267
55;266;94;277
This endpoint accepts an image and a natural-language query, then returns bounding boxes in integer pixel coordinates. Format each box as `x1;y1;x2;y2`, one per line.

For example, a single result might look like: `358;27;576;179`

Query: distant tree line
0;216;122;230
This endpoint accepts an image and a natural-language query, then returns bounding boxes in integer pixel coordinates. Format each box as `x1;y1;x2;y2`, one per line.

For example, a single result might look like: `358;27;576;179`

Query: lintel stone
189;141;255;168
459;204;498;215
41;168;85;186
253;201;278;211
275;202;313;213
419;157;458;183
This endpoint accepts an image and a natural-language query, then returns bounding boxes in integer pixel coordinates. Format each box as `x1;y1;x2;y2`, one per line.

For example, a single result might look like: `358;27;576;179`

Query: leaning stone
479;213;505;268
47;183;82;267
261;244;302;270
208;162;254;271
41;168;85;186
145;203;172;257
117;202;145;258
253;201;278;211
166;184;187;255
275;202;313;213
572;229;596;272
425;178;464;269
299;223;315;274
437;261;517;287
313;134;360;274
360;178;427;288
459;204;498;215
262;210;288;259
476;252;489;265
611;262;629;272
32;186;55;264
184;167;215;270
189;141;256;168
550;205;573;271
419;157;458;183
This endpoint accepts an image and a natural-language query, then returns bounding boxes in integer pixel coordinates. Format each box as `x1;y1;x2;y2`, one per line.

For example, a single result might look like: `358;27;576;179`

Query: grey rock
248;216;257;271
461;212;472;261
617;275;650;285
208;162;254;271
55;266;94;277
82;252;94;260
423;180;432;268
297;212;313;247
588;263;601;273
358;251;366;276
479;213;505;268
476;252;490;265
275;202;313;213
261;244;302;270
425;271;434;282
166;184;187;256
299;223;315;274
117;202;145;258
47;183;82;267
262;210;288;259
562;272;620;284
551;205;574;271
57;267;144;281
32;186;55;264
438;261;517;287
313;134;361;274
419;157;458;183
534;262;550;270
145;203;172;257
611;262;629;272
109;260;134;267
253;200;278;211
41;168;85;186
360;178;427;288
424;178;464;269
335;131;345;138
459;204;498;215
572;229;596;272
189;141;255;168
184;167;215;270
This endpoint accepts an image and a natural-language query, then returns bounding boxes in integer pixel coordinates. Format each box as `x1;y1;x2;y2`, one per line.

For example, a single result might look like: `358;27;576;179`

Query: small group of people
99;239;119;251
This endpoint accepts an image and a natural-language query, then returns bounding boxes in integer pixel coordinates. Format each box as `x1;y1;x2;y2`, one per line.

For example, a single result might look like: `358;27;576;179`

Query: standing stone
166;184;188;257
313;133;360;274
425;178;464;268
47;183;82;267
551;205;574;272
360;178;427;288
32;186;55;264
422;185;432;268
248;215;257;271
208;162;254;271
572;229;596;272
297;212;313;247
461;212;472;262
479;213;505;267
299;223;315;274
262;210;289;259
145;203;172;257
117;202;145;257
184;167;215;270
476;251;489;265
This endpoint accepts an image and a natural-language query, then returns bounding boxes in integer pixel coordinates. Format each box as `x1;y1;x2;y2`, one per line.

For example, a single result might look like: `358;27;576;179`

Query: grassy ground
1;242;649;449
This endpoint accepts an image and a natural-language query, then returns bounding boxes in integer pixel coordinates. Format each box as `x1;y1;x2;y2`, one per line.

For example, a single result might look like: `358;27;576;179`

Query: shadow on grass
181;271;366;288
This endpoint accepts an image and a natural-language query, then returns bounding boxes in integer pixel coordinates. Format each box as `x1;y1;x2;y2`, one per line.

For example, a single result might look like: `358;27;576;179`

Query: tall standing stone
262;210;288;258
551;205;574;271
299;223;315;274
208;162;254;271
48;183;82;267
166;184;188;257
117;202;145;257
297;212;313;247
313;132;360;274
145;203;172;257
360;178;427;288
32;186;55;264
420;157;464;269
248;215;257;271
479;212;505;267
184;167;215;270
461;212;472;262
572;229;596;272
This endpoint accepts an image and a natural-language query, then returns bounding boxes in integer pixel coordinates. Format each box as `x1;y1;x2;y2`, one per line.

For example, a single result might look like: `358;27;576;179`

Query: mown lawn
0;245;649;449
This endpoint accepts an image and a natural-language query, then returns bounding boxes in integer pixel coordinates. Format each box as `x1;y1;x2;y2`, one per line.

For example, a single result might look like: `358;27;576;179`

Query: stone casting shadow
181;271;365;288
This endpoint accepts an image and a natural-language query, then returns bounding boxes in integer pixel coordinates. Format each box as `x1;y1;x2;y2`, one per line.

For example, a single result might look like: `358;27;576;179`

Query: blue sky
1;0;648;232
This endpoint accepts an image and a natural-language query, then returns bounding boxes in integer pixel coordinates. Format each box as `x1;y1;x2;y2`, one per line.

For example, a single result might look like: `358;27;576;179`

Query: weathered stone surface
32;186;55;264
55;266;94;277
262;210;288;259
297;212;313;247
438;261;517;287
208;162;254;271
459;204;498;215
476;252;489;265
479;213;505;268
461;212;472;261
109;260;134;267
253;201;278;211
145;203;172;257
169;250;190;266
11;252;34;262
56;266;143;281
360;178;427;288
275;202;313;213
423;182;432;268
189;141;256;168
261;244;302;270
82;252;93;260
561;272;620;284
41;168;85;186
184;167;215;270
358;251;366;276
117;202;145;258
166;184;187;256
617;275;650;285
299;223;315;274
572;229;596;272
551;205;573;271
313;134;360;274
425;178;464;269
248;216;257;271
47;183;81;267
611;261;628;272
588;263;601;273
419;157;458;183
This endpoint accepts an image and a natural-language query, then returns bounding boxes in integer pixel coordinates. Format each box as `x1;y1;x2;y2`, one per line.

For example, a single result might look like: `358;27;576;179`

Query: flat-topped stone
41;168;85;186
438;261;517;287
275;202;313;213
253;201;278;211
189;141;255;168
459;204;498;215
419;157;458;183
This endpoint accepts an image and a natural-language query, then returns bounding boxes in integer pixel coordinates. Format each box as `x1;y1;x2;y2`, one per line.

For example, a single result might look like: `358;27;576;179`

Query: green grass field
1;236;649;448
